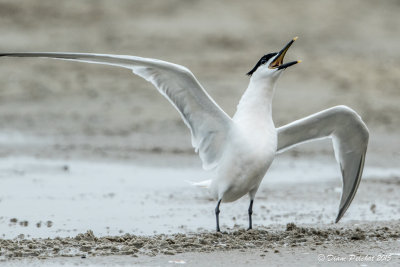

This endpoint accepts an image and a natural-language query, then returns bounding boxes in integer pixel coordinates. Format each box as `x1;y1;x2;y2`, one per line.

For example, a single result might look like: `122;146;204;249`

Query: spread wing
0;52;233;170
276;105;369;222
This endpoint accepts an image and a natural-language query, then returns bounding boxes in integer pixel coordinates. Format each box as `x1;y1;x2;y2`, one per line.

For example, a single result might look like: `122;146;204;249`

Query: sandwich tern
0;37;369;232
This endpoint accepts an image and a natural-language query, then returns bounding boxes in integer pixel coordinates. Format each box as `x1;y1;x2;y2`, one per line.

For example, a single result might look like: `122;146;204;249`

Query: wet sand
0;155;400;265
1;222;400;266
0;223;400;266
0;155;399;239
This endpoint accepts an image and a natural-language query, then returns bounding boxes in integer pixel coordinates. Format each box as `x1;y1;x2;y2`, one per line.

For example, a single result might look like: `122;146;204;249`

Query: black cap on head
246;52;277;76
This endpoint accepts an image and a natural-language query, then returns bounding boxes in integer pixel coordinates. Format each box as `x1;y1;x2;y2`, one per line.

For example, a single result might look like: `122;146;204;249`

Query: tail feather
185;179;212;188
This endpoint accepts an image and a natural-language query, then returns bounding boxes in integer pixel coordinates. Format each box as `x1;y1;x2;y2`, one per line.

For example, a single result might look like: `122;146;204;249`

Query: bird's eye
261;59;267;64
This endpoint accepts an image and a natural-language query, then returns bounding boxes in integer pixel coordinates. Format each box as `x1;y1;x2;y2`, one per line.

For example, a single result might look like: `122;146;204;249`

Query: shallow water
0;156;399;239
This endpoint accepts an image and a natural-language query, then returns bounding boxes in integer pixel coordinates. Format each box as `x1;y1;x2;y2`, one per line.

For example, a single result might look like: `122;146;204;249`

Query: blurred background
0;0;399;165
0;0;399;240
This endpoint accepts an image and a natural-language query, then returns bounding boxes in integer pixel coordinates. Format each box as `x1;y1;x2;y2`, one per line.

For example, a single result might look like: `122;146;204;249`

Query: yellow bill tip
293;36;299;41
297;60;302;63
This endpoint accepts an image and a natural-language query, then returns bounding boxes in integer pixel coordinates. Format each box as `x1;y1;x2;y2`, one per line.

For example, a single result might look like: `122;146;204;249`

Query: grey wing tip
0;53;26;57
335;209;345;223
335;154;365;224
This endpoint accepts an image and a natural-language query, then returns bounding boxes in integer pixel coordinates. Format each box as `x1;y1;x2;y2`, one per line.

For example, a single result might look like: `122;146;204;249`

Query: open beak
269;37;301;70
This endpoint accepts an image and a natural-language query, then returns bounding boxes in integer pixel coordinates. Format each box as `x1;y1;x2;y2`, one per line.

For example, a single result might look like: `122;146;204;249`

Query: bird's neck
233;78;276;129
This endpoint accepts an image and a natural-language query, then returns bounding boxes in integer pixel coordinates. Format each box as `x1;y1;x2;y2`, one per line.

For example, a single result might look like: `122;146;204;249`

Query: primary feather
0;52;233;170
277;105;369;222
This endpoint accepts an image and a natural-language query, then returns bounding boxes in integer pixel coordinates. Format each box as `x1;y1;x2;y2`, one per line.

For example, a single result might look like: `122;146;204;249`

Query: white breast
209;121;277;202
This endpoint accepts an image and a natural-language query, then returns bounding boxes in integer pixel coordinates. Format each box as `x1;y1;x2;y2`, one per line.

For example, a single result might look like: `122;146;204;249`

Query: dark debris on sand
0;223;399;260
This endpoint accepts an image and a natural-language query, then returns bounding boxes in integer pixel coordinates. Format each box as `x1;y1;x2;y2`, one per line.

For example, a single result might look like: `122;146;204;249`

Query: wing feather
277;105;369;222
0;52;233;170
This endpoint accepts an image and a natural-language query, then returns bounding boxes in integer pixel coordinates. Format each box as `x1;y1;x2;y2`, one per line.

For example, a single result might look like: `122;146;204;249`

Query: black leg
247;199;254;230
215;199;222;232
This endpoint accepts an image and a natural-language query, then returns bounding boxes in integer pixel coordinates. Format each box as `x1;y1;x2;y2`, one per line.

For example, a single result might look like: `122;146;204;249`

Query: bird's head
247;37;301;83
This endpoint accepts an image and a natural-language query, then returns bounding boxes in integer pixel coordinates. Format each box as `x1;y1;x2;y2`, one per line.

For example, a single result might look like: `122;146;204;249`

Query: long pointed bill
269;37;300;69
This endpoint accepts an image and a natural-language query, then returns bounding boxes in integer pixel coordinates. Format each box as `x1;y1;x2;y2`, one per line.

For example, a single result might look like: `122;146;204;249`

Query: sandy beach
0;0;400;265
